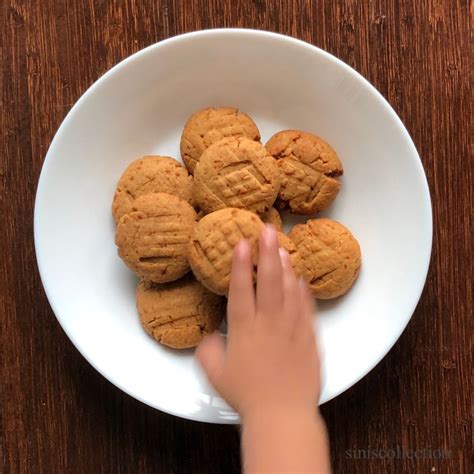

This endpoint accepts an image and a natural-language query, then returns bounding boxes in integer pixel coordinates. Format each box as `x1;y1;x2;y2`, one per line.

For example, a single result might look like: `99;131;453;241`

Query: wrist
241;403;323;427
240;404;331;474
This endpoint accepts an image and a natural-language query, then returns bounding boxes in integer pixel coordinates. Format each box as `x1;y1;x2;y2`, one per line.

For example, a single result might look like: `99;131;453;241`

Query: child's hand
196;225;320;419
197;225;330;473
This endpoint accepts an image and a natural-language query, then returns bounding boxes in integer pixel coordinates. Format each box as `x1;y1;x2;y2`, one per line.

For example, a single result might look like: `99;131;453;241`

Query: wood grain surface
1;1;472;473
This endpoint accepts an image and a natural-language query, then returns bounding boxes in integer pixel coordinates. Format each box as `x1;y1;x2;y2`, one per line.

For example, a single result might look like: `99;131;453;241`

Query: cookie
277;231;301;274
193;137;280;215
115;192;196;283
112;156;194;222
266;130;343;214
188;208;264;295
136;275;225;349
180;107;261;174
288;218;361;299
261;207;283;231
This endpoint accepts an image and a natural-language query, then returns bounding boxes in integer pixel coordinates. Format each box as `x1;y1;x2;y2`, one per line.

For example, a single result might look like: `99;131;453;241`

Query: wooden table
2;1;471;472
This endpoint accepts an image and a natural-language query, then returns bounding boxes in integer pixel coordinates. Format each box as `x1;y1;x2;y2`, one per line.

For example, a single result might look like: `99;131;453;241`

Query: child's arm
197;226;331;473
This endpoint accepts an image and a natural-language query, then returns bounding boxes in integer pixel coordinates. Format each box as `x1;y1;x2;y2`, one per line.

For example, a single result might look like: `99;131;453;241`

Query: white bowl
34;29;432;423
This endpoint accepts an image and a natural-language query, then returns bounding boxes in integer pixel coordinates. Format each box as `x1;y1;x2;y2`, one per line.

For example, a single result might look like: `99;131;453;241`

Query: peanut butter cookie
188;208;264;295
199;206;282;230
193;137;280;215
115;192;196;283
277;231;301;274
266;130;343;214
112;156;194;222
180;107;260;174
136;275;225;349
261;207;283;231
289;218;361;299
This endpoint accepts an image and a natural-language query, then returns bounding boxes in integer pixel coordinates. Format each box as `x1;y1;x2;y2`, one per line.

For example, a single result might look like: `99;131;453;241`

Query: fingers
299;277;316;322
227;240;255;333
256;226;284;315
297;278;318;345
196;332;226;391
279;248;300;320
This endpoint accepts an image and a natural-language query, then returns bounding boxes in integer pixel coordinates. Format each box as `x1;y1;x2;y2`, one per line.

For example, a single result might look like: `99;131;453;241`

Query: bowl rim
34;28;433;423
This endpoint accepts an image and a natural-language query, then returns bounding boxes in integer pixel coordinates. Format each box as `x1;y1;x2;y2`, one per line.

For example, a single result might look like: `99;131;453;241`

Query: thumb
196;331;226;391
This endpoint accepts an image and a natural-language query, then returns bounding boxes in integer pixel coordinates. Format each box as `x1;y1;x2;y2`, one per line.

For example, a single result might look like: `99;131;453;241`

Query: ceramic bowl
34;29;432;423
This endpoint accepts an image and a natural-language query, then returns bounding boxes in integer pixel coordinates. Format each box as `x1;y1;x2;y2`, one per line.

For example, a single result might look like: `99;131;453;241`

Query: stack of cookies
112;107;361;350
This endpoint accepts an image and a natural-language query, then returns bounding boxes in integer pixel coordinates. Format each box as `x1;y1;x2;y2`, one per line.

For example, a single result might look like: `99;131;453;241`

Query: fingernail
236;239;249;257
279;248;289;264
263;225;278;247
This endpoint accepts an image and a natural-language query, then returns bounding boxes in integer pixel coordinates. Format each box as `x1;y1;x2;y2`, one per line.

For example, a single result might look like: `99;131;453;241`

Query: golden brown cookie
136;275;225;349
277;232;301;274
261;207;283;231
266;130;343;215
115;192;196;283
188;208;264;295
288;218;361;299
180;107;261;174
112;156;194;222
193;137;280;215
